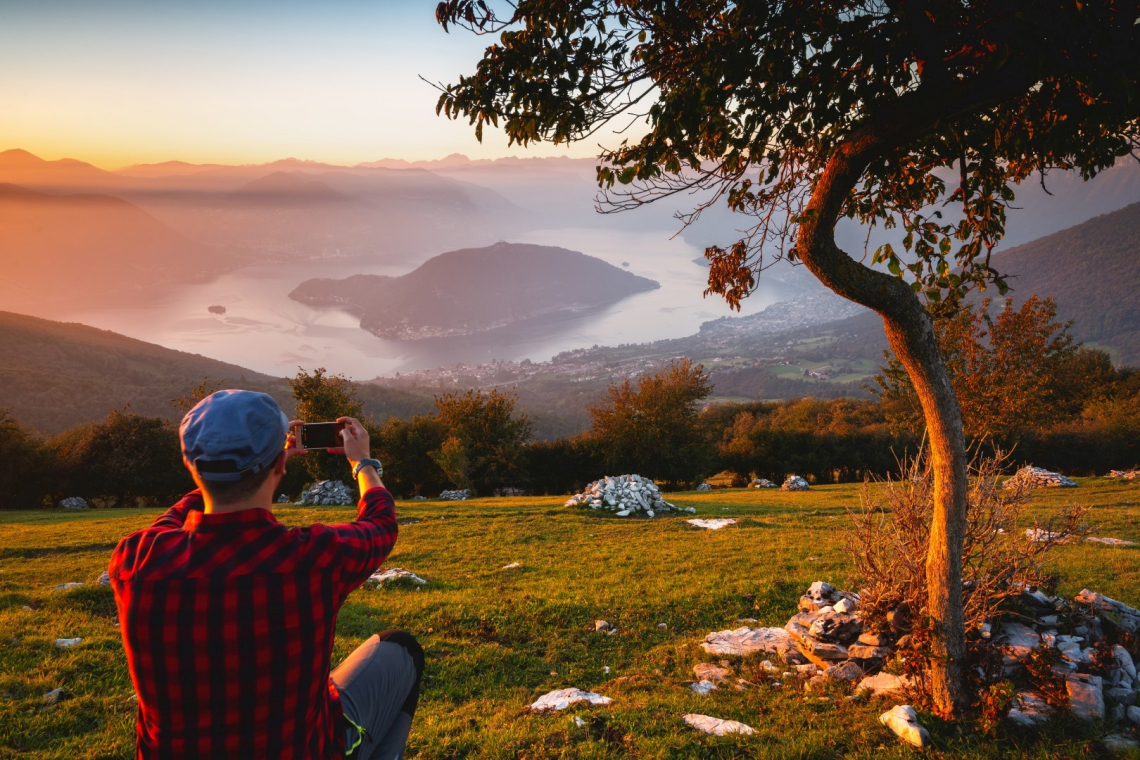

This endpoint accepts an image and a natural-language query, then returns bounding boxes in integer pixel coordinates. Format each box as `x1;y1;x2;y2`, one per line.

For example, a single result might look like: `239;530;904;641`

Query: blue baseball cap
180;390;290;482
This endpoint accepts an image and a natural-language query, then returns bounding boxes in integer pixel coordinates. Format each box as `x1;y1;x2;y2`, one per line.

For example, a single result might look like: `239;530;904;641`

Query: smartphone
300;421;345;450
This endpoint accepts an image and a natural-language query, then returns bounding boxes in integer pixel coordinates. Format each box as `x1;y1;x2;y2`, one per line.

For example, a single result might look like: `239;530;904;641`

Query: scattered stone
782;475;810;491
657;622;668;629
749;478;776;488
501;562;522;570
439;489;471;501
97;571;111;586
879;705;930;748
594;620;618;635
276;494;291;504
825;661;865;681
529;688;612;712
833;597;858;614
999;621;1041;666
701;626;805;663
57;497;88;510
696;483;713;491
1086;536;1136;547
1066;673;1105;722
573;716;587;728
1004;466;1077;490
299;480;354;506
759;660;779;673
686;518;737;530
857;672;909;697
494;487;527;497
848;645;891;660
857;632;889;647
1025;528;1072;544
1115;645;1137;681
809;612;862;644
1105;733;1140;752
54;638;82;649
1128;705;1140;724
565;474;679;516
43;688;66;705
53;582;84;592
690;680;718;694
682;713;755;736
795;663;822;675
1107;469;1140;480
1007;692;1051;726
366;567;426;586
694;663;733;682
412;495;427;501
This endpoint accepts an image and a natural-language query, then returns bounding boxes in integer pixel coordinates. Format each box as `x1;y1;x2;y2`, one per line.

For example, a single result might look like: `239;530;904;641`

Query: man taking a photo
110;389;422;759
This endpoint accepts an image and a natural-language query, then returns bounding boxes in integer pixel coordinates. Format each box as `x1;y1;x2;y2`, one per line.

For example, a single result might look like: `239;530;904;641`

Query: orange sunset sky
0;0;610;168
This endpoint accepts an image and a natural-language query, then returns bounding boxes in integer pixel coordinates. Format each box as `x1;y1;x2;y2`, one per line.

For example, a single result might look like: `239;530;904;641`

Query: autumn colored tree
434;0;1140;715
289;368;367;483
875;296;1111;440
431;388;531;495
588;359;713;485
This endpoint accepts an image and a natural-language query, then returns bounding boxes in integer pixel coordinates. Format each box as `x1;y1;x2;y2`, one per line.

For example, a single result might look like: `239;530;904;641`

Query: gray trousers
331;631;423;760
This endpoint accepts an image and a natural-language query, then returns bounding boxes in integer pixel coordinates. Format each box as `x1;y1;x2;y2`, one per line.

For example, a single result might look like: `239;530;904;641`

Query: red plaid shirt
110;487;397;759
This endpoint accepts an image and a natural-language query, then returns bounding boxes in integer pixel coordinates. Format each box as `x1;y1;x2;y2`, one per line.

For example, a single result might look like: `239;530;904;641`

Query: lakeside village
374;290;866;389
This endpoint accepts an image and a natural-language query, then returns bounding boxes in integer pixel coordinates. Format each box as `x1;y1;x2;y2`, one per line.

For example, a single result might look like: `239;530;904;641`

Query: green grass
2;482;1140;758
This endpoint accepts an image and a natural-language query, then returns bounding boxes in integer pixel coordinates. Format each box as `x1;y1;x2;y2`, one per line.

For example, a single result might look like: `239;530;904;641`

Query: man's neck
202;496;272;515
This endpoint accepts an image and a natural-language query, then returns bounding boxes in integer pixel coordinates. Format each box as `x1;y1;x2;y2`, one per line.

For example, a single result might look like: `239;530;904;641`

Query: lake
62;226;792;379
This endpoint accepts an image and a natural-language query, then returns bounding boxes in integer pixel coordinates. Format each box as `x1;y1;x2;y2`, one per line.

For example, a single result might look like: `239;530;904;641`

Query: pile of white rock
750;478;776;488
439;489;470;501
782;475;810;491
1108;469;1140;480
494;487;526;496
1003;466;1077;490
299;480;355;506
564;474;692;517
58;497;88;510
701;579;1140;741
276;494;291;504
696;483;713;491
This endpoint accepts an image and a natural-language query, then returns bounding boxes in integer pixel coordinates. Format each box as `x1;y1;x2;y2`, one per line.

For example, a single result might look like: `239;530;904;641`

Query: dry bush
847;449;1088;710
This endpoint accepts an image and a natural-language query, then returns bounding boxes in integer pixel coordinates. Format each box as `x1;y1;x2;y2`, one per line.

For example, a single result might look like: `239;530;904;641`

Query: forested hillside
0;312;433;434
995;200;1140;363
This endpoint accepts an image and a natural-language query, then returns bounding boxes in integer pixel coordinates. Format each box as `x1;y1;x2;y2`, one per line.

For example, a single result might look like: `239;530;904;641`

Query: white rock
857;672;909;696
366;567;426;585
833;597;857;614
53;582;84;592
1007;692;1051;726
694;663;733;682
502;562;522;570
1066;674;1105;721
54;638;82;649
299;479;356;506
57;497;89;509
43;688;65;705
690;680;718;694
701;626;803;662
1105;733;1140;752
529;688;613;711
97;571;111;586
1004;466;1077;490
999;622;1040;661
759;660;779;673
686;518;737;530
1127;705;1140;724
682;713;755;736
1025;528;1071;544
1115;645;1137;680
1086;536;1136;547
879;705;930;748
573;716;587;728
781;475;810;491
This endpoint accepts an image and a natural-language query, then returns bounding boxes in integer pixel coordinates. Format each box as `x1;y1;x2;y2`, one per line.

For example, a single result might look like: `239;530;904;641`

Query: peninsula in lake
289;242;660;340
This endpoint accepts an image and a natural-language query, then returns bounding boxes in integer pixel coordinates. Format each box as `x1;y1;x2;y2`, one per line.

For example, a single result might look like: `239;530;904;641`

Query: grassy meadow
2;481;1139;758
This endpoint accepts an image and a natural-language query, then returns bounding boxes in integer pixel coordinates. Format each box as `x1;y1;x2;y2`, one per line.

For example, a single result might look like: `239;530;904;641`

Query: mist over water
62;227;791;379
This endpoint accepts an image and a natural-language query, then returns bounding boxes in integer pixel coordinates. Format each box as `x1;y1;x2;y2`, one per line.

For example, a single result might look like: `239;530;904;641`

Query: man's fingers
327;447;345;455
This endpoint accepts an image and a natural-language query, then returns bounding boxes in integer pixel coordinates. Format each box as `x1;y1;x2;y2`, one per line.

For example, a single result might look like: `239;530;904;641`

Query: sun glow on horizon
0;1;621;170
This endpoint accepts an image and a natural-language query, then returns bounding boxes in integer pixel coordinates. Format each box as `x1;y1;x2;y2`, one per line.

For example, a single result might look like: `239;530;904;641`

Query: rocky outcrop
1003;466;1077;489
299;480;354;506
439;489;470;501
564;474;689;517
781;475;810;491
57;497;88;510
750;478;776;488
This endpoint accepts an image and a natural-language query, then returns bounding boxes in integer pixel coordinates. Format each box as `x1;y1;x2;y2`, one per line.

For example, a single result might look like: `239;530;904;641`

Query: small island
207;305;226;315
289;242;659;340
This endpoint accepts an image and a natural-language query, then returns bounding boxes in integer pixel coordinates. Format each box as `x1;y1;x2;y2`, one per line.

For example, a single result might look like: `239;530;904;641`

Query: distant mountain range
289;242;661;340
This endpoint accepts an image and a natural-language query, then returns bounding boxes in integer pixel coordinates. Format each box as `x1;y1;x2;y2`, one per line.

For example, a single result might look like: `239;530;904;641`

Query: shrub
0;409;55;509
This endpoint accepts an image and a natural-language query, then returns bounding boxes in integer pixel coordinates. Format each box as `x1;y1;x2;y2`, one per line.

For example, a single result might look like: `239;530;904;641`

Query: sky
0;0;611;168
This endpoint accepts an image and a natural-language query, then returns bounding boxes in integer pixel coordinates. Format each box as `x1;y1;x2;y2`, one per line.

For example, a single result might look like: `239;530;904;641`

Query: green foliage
588;359;714;486
170;377;223;415
432;388;532;495
375;415;449;498
49;408;191;508
289;367;366;483
0;409;55;509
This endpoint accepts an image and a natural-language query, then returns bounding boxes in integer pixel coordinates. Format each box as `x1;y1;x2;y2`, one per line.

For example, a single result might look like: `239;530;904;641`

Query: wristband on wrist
352;458;383;480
